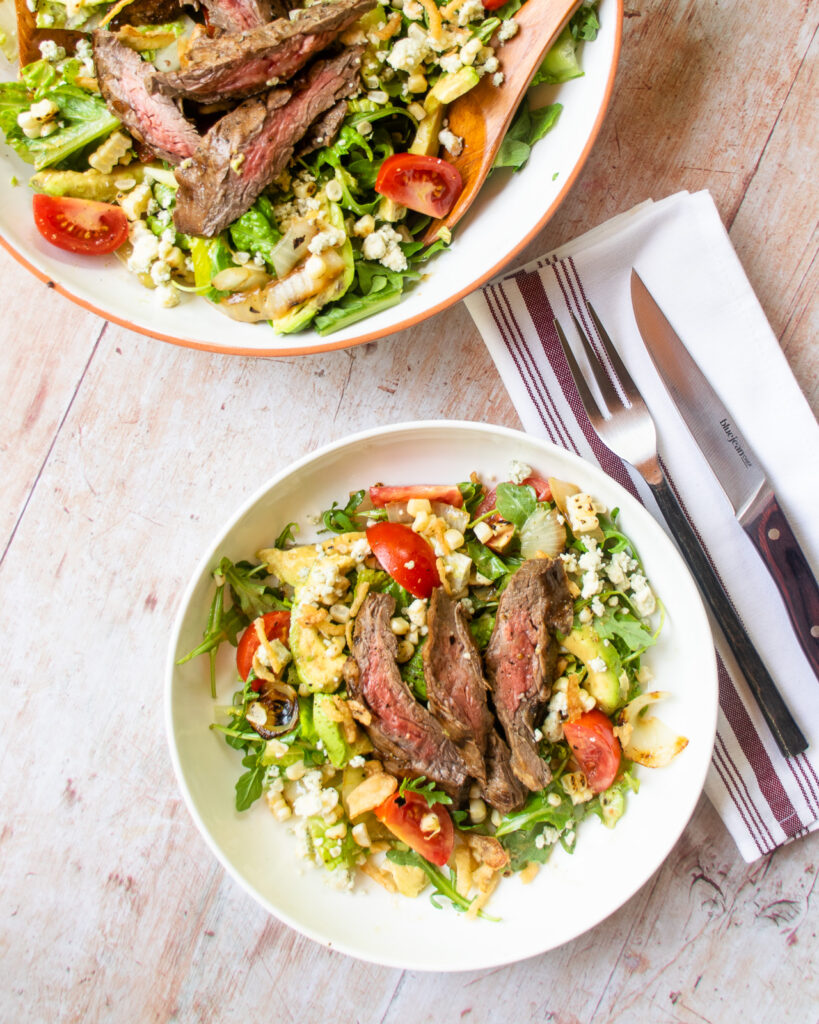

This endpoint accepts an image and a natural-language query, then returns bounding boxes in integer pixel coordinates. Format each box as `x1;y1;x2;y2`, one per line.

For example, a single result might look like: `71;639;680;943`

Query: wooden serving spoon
422;0;582;246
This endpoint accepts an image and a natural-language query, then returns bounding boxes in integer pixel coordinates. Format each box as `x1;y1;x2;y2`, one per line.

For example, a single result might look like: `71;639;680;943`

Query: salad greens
1;1;600;333
180;462;686;918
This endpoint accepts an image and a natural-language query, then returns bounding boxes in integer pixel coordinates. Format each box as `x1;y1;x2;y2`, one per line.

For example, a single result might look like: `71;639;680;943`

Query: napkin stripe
713;737;771;852
485;284;579;452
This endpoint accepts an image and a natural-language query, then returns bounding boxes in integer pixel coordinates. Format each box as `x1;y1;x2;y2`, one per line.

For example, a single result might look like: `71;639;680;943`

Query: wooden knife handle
745;493;819;680
649;476;808;758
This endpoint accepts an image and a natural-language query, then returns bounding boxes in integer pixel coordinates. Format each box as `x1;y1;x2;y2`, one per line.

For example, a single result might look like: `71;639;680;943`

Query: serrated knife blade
631;269;818;681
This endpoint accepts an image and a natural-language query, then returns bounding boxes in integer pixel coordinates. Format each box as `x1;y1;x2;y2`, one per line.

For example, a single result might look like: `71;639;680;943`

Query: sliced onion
548;477;580;519
264;250;346;318
519;506;567;558
246;680;299;739
616;691;688;768
271;218;317;279
211;265;269;292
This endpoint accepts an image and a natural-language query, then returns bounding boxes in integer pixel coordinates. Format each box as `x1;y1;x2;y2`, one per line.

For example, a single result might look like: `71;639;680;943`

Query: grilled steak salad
180;467;688;916
0;0;599;335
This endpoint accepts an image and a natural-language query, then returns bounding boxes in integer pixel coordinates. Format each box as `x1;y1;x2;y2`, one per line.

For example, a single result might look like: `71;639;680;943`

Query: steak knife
631;270;819;681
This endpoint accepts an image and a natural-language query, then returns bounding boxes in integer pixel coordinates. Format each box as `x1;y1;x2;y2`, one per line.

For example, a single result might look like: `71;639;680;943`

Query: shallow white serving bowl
0;0;621;355
166;421;717;970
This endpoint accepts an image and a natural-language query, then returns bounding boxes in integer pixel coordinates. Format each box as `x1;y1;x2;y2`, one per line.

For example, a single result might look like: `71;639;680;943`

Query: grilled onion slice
246;680;299;739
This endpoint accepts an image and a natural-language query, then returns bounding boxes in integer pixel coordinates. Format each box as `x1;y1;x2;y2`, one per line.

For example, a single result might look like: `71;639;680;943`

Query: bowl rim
0;0;623;357
164;418;718;970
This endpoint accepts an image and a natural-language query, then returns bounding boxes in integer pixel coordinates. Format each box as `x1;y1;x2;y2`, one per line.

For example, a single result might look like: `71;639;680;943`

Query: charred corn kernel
407;498;432;516
266;792;292;821
88;130;132;174
352;822;371;847
326;822;348;840
407;71;427;93
285;761;306;781
473;521;493;543
469;782;482;799
119;182;152;221
469;798;487;823
329;603;351;622
363;759;383;776
408;101;427;120
396;640;415;663
444;528;465;551
490;809;502;828
412;511;432;533
390;617;410;635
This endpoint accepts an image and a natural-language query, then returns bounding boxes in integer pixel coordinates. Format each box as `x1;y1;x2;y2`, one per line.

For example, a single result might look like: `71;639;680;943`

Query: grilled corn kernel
407;498;432;516
469;798;487;823
352;822;372;847
285;761;306;781
390;617;410;635
396;639;415;663
444;528;465;551
473;521;493;543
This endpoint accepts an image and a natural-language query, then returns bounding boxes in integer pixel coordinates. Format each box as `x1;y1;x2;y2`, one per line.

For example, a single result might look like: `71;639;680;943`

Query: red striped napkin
464;190;819;861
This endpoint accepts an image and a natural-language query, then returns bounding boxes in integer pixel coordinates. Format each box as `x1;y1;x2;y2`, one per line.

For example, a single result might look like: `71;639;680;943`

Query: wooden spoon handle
423;0;582;245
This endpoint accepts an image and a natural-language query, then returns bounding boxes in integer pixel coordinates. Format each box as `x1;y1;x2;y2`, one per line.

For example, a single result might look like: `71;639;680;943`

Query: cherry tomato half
375;153;463;218
32;195;129;255
237;611;291;688
369;485;464;508
481;0;508;9
563;710;622;793
374;789;455;866
366;521;440;599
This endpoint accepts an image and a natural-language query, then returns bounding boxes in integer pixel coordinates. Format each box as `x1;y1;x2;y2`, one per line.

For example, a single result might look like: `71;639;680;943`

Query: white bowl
0;1;622;355
166;420;717;970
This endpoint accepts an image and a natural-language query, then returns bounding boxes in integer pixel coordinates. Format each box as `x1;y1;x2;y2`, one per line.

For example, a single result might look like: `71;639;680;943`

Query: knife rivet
768;528;780;541
812;626;819;639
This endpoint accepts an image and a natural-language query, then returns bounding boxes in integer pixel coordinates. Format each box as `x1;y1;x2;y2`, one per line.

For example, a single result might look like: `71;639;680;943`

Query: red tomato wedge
375;153;463;218
237;611;291;688
369;485;464;508
563;710;622;793
374;789;455;866
366;521;440;599
32;195;129;255
481;0;508;8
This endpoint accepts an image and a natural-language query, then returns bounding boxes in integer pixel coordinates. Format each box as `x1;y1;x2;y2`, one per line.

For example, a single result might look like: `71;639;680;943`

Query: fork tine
587;303;643;408
569;311;624;413
553;319;605;424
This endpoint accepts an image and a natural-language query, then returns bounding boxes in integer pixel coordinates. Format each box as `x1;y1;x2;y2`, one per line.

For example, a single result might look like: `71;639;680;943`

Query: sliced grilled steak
344;592;469;802
173;47;362;237
92;30;200;166
196;0;279;34
485;558;574;791
150;0;375;104
295;98;347;156
423;589;494;783
483;731;528;815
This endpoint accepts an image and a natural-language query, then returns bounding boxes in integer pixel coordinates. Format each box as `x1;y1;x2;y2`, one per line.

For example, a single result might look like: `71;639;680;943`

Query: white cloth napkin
465;190;819;862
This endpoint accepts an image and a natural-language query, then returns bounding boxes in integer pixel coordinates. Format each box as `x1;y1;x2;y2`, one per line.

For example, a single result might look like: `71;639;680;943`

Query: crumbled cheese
566;492;600;535
591;596;605;617
308;227;346;255
438;128;463;157
509;460;532;485
482;55;499;75
150;260;171;286
127;221;160;274
542;710;563;743
361;224;407;272
156;284;179;308
588;656;607;673
492;72;505;87
630;573;656;617
457;0;484;24
439;51;463;75
387;35;430;73
498;17;519;42
38;40;65;62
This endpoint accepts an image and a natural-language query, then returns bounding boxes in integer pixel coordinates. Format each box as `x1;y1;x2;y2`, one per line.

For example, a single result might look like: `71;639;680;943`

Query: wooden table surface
2;2;818;1021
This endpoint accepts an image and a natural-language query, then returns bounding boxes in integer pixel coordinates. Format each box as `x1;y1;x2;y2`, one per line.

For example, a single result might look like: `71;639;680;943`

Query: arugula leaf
571;2;600;41
386;847;498;920
399;638;427;699
458;480;484;516
465;538;520;583
398;775;453;806
595;609;656;654
220;557;288;620
274;522;298;549
235;748;265;810
494;779;574;838
495;482;537;527
321;489;366;533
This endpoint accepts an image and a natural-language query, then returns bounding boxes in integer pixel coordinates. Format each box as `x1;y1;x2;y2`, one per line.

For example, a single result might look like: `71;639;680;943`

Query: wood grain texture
1;0;818;1021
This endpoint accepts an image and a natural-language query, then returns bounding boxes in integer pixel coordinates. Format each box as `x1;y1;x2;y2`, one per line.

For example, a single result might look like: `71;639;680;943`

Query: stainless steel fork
555;307;807;758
